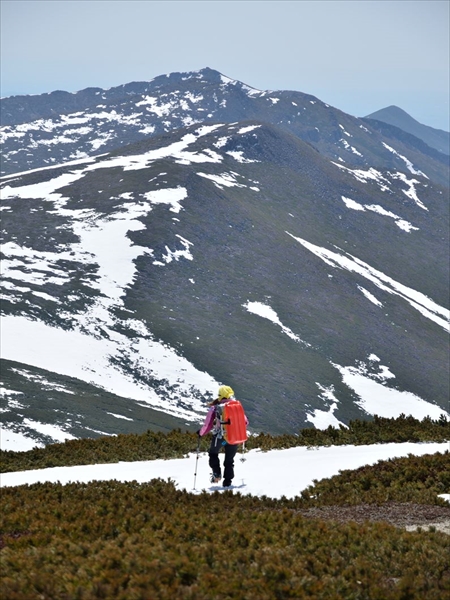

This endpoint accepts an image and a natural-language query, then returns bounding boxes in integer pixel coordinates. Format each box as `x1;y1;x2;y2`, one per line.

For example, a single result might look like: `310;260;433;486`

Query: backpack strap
212;404;224;438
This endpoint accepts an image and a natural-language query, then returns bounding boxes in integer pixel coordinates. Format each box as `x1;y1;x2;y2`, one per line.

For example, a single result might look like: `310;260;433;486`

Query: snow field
1;442;448;500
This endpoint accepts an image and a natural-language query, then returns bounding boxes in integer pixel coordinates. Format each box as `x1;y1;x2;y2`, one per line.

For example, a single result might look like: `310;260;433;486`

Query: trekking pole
193;434;201;490
240;441;247;462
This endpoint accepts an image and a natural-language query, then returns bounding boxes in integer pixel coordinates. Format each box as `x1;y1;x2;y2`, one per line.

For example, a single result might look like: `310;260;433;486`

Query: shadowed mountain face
1;70;449;446
365;105;450;156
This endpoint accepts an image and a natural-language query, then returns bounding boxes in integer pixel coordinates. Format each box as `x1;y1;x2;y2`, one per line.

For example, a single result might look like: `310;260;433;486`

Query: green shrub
296;451;450;506
1;456;449;600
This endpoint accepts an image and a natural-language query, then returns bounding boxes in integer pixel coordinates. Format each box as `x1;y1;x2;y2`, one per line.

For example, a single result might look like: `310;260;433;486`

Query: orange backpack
221;399;248;444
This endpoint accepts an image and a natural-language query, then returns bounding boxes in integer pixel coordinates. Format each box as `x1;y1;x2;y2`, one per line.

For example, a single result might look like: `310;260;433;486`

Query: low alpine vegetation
299;451;450;506
1;452;449;599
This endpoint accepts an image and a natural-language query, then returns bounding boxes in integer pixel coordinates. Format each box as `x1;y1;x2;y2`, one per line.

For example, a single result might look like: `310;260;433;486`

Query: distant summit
364;105;449;156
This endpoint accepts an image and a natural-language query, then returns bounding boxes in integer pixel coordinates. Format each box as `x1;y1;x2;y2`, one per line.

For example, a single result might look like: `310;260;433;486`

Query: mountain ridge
2;67;448;186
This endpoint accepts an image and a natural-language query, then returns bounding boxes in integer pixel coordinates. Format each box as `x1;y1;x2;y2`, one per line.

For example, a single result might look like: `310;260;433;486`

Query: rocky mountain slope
1;69;449;445
365;105;450;156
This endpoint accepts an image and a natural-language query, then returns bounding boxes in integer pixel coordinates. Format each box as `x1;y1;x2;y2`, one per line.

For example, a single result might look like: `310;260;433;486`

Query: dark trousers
209;435;238;483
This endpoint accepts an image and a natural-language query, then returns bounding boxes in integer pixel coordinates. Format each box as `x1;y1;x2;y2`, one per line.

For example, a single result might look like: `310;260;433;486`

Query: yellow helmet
218;385;234;400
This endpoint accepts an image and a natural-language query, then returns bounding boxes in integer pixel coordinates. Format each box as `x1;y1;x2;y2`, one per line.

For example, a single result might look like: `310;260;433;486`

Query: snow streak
287;233;449;332
242;301;310;346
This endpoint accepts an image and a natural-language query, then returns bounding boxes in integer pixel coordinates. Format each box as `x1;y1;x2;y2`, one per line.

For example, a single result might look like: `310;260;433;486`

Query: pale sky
1;0;449;130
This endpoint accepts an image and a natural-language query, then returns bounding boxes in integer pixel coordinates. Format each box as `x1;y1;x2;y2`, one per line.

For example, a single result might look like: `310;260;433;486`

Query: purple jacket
199;399;248;437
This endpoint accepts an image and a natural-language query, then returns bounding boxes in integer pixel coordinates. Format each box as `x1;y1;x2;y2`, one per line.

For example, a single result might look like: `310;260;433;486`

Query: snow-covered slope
2;441;448;500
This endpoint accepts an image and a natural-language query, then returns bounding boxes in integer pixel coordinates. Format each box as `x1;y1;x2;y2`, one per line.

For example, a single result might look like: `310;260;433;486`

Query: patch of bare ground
297;502;450;534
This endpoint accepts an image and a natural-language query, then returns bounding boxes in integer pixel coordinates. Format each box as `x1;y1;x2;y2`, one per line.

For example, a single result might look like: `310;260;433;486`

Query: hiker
198;385;248;487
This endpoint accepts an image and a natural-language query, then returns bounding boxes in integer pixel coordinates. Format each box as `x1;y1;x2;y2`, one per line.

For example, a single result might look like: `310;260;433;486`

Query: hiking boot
223;479;232;487
210;473;221;483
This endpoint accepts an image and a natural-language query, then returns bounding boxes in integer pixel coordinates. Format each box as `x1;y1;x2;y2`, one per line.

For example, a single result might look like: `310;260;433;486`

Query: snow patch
307;384;346;429
333;361;448;421
1;315;216;421
153;235;194;266
214;136;230;149
341;196;419;232
342;196;365;211
358;286;383;307
243;301;310;346
0;387;24;397
0;427;45;451
106;412;134;421
339;124;352;137
10;368;75;394
22;418;77;443
197;171;249;189
382;143;429;179
226;150;259;164
333;164;391;192
143;186;187;213
390;172;428;211
238;125;261;134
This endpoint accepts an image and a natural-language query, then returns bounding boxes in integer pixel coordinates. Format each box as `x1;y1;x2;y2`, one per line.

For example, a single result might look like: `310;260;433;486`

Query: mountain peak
366;105;420;126
364;106;449;155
